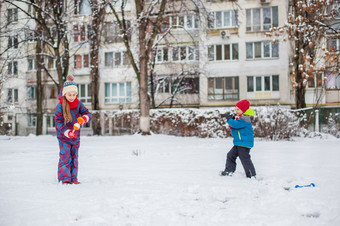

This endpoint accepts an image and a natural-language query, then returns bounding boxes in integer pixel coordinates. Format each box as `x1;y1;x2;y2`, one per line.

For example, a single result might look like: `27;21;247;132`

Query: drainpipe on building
42;113;47;135
109;115;113;136
315;109;319;132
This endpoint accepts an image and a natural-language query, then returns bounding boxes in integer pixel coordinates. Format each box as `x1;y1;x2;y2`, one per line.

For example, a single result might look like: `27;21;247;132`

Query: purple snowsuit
55;100;92;183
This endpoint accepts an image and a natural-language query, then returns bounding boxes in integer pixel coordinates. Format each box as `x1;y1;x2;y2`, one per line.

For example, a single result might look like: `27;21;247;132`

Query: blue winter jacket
55;101;92;144
228;115;254;148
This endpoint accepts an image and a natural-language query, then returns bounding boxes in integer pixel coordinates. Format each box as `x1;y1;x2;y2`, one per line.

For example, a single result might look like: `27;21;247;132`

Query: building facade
0;0;339;136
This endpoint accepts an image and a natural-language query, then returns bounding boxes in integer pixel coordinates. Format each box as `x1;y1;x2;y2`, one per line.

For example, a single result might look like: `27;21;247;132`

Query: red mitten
67;130;76;138
77;116;88;125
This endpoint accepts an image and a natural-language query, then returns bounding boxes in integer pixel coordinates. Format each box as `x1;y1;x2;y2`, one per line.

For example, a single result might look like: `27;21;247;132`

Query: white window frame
27;58;37;71
208;43;239;61
306;73;323;89
156;47;169;63
7;8;18;24
7;88;18;103
27;114;37;127
212;10;238;29
8;35;18;49
50;26;57;40
105;82;132;103
77;84;92;103
246;7;278;32
25;29;36;43
169;14;200;30
48;57;57;70
104;51;129;67
246;41;279;59
8;61;18;76
247;75;279;92
326;71;340;89
208;77;239;101
74;54;89;69
75;0;91;15
26;85;36;100
171;46;199;62
73;24;89;43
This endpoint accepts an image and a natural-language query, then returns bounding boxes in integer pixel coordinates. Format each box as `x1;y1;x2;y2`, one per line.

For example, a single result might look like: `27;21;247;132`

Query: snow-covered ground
0;134;340;226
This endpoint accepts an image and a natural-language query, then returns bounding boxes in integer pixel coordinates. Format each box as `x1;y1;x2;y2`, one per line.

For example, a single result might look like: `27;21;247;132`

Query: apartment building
0;0;338;136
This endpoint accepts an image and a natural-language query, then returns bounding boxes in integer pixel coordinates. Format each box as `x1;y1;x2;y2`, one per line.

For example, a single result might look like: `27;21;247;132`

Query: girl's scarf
59;97;80;109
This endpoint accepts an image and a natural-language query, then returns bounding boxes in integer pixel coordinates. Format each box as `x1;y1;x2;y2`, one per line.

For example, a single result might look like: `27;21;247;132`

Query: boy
221;99;256;178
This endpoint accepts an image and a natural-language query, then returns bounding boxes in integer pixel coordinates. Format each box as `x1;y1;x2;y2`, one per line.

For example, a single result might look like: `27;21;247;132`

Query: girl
55;75;92;184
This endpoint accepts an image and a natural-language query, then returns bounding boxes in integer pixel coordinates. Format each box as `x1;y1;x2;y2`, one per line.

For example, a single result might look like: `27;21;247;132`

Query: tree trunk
89;0;105;135
139;44;151;135
36;25;43;135
293;0;306;109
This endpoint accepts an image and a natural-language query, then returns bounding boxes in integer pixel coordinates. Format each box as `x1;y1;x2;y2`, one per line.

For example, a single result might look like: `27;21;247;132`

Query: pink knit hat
235;99;250;113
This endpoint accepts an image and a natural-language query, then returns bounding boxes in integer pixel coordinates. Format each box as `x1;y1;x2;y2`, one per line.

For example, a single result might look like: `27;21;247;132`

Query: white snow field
0;134;340;226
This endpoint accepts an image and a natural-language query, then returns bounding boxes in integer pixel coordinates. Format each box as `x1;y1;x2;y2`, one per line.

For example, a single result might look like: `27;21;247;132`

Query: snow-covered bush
150;108;230;138
0;113;11;135
105;106;310;140
321;113;340;137
253;106;302;140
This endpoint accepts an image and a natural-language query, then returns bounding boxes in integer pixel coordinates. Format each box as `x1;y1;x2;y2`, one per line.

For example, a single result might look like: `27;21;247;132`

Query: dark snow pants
224;145;256;178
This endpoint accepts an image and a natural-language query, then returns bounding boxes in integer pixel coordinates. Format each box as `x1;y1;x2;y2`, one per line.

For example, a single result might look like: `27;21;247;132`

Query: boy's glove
226;112;235;120
64;130;76;138
77;116;88;125
73;123;81;131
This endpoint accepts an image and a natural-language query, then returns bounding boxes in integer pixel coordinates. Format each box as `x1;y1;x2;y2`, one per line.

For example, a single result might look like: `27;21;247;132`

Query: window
48;57;57;70
156;47;169;63
28;58;37;71
177;77;199;94
208;44;239;61
75;0;91;15
8;35;18;49
27;114;37;127
157;75;199;94
326;71;340;89
73;24;89;42
26;85;36;100
105;51;129;67
208;77;239;100
157;77;171;93
50;27;57;40
246;7;278;32
171;46;199;62
8;61;18;76
105;82;131;103
46;115;56;128
74;54;89;69
47;85;57;99
7;88;18;103
25;30;37;42
327;37;340;52
104;21;131;43
247;75;279;92
170;14;200;29
77;84;92;103
209;10;238;28
307;73;323;88
246;41;279;59
7;8;18;24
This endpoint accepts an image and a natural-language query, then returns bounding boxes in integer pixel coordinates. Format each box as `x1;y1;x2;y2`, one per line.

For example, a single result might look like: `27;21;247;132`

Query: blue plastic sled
295;183;315;188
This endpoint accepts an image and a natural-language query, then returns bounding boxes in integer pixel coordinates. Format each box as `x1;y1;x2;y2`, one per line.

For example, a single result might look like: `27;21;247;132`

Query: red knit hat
235;99;250;113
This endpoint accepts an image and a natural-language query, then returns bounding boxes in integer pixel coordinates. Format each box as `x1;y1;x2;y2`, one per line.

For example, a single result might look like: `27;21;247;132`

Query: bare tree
87;0;107;135
2;0;73;134
267;0;339;109
106;0;206;135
